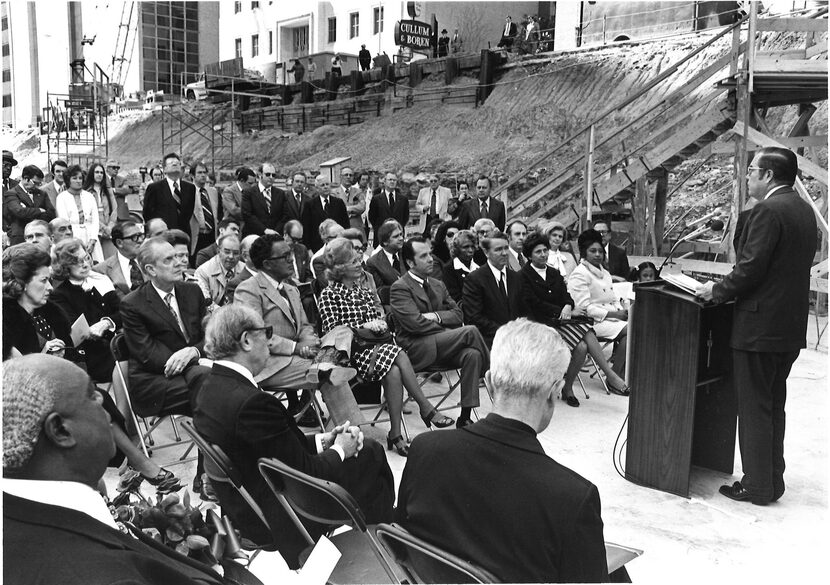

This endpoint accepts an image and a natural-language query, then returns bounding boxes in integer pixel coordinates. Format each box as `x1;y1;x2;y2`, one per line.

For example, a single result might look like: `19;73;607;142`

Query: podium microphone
658;219;724;275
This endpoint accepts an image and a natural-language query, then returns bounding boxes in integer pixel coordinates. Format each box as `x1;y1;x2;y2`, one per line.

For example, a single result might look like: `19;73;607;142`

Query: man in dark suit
279;171;311;235
194;218;241;268
194;304;394;568
697;147;817;505
284;220;312;284
496;15;518;48
396;319;609;582
3;354;226;585
368;172;409;245
391;236;489;428
462;231;521;346
93;220;146;295
192;161;224;259
365;219;404;306
142;152;197;240
241;162;287;237
301;175;349;252
593;220;629;282
457;176;506;233
2;149;19;193
3;164;56;245
120;237;211;418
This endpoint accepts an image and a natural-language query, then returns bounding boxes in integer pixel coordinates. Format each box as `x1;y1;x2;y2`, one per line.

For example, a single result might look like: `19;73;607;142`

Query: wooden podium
625;281;737;497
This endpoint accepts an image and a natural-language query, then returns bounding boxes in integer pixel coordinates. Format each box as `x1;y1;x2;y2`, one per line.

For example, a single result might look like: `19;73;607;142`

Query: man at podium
697;147;817;506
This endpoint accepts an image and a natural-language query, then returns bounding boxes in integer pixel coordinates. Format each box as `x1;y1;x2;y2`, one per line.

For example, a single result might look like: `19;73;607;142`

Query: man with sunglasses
241;162;286;238
697;147;817;506
94;220;146;295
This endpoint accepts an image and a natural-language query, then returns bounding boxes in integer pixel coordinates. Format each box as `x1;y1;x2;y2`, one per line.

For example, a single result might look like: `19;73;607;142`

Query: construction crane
109;1;138;97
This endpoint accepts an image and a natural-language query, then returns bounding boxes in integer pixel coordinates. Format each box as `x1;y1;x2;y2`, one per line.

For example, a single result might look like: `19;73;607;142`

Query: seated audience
225;234;259;304
2;245;180;493
506;220;528;271
318;238;454;456
310;219;345;283
441;229;479;305
568;229;629;385
193;304;395;568
49;217;74;244
194;233;244;307
396;319;610;583
432;220;460;264
462;231;521;346
365;219;404;306
144;217;168;238
3;355;223;585
23;219;52;252
519;233;630;406
593;220;630;282
4;164;56;246
391;236;489;429
632;261;658;283
93;220;146;295
543;221;578;281
283;220;312;284
471;217;495;266
161;229;199;282
195;218;241;268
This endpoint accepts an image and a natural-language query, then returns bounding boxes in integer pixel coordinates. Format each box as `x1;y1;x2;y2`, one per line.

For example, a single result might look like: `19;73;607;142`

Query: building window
235;38;242;59
268;30;273;54
1;16;8;31
327;17;336;43
251;1;259;8
252;34;259;58
1;43;9;57
374;6;384;34
234;2;241;14
350;13;359;38
2;94;11;107
2;69;9;82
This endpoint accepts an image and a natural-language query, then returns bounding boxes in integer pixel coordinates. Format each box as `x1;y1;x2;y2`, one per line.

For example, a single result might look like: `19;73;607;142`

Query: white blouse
55;189;101;258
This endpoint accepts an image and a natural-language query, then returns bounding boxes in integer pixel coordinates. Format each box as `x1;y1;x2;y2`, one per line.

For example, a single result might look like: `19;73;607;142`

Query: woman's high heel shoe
386;434;409;457
421;408;454;429
608;382;631;397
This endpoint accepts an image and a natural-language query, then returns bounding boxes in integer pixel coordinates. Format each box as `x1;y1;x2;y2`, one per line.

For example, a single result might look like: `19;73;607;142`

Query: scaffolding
161;103;234;175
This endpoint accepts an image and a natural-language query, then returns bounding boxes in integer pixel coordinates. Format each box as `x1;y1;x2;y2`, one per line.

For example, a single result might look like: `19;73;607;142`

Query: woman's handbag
351;327;393;377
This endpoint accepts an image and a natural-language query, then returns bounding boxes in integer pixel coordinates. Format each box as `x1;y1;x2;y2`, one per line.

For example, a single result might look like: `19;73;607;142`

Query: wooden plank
708;135;828;152
755;18;829;32
753;59;829;74
756;49;807;60
732;122;828;185
811;259;828;278
806;39;828;58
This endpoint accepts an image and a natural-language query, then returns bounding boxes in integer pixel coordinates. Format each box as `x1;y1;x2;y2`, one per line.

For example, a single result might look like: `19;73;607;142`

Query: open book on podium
661;272;712;295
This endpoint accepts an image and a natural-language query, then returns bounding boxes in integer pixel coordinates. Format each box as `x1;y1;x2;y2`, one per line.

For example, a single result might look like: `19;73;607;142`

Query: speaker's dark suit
2;183;56;244
119;281;209;417
606;243;630;280
368;188;409;243
462;263;521;345
712;187;817;502
143;178;196;235
241;184;287;237
457;196;506;232
391;272;488;407
193;364;394;568
396;414;608;583
3;492;225;585
301;195;349;252
365;249;402;306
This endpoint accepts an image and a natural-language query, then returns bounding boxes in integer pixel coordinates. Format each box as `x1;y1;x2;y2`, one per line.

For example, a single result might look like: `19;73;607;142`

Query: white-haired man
396;318;609;582
194;233;244;307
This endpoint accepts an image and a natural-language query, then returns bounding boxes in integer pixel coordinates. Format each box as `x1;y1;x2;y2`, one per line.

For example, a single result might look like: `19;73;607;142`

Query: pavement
103;316;828;583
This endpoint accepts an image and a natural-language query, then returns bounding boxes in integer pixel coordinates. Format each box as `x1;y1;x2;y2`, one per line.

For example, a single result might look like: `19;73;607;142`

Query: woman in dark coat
441;229;479;306
2;243;181;493
518;232;629;407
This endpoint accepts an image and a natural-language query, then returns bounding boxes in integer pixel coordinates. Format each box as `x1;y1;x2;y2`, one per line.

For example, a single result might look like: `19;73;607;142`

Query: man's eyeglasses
747;166;767;175
263;172;276;177
267;252;294;262
122;233;145;243
241;326;273;340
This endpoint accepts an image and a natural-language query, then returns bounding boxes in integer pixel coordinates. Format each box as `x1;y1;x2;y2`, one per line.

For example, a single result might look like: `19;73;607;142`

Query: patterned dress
318;281;402;382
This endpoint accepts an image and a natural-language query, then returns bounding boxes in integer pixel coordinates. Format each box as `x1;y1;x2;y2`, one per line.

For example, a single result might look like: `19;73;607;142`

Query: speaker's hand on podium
695;281;715;301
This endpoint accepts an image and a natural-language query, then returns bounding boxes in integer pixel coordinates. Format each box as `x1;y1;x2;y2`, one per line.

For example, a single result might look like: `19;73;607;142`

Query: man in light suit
365;219;404;306
191;161;223;259
3;355;227;585
93;220;146;295
241;162;287;237
3;165;56;245
416;174;451;237
335;167;366;231
391;236;489;428
234;234;358;420
142;153;198;250
457;176;506;233
194;233;244;307
505;220;528;271
41;159;67;208
120;237;211;418
368;172;409;245
697;147;817;505
195;218;241;268
220;167;257;229
301;175;349;252
462;231;521;346
280;171;311;235
593;220;629;282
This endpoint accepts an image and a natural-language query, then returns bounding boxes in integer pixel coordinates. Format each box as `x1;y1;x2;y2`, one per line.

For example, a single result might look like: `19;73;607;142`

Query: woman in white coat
567;228;629;388
55;164;101;262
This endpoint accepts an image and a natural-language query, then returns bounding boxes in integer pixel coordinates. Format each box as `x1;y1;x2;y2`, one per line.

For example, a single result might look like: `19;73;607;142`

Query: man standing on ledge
697;147;817;505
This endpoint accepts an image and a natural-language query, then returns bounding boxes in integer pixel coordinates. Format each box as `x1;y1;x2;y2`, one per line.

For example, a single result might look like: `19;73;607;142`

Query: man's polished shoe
456;418;473;429
719;481;768;505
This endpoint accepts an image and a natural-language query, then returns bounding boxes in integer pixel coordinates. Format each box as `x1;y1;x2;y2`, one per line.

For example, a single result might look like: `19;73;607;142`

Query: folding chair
374;523;500;584
605;541;643;582
109;333;195;463
257;457;401;584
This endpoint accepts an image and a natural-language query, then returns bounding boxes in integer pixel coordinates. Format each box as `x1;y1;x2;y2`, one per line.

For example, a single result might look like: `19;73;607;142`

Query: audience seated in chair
441;229;479;306
391;235;489;429
193;304;395;568
365;219;405;307
396;319;610;583
195;218;241;268
225;234;259;304
310;218;345;286
194;233;245;308
92;220;146;294
3;355;222;585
